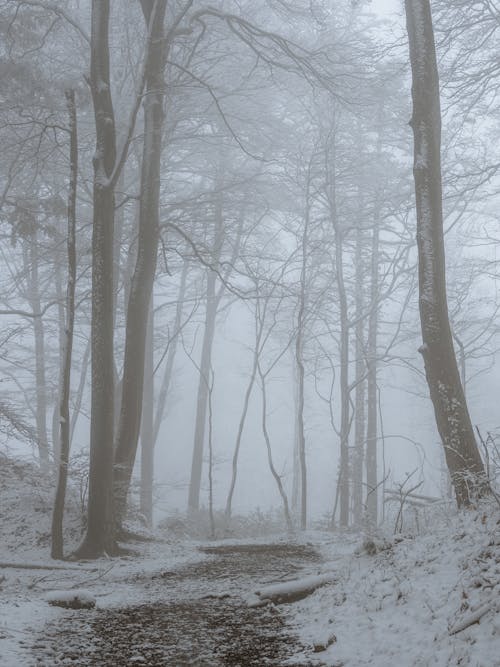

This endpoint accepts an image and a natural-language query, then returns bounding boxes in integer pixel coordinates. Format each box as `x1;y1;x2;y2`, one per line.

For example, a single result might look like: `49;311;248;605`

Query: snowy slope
286;504;500;666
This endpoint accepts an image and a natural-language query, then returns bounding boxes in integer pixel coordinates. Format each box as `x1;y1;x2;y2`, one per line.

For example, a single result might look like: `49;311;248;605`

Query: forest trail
24;542;328;666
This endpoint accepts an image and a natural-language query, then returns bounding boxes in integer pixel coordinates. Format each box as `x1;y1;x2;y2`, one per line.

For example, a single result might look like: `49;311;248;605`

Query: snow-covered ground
0;454;499;666
286;505;500;666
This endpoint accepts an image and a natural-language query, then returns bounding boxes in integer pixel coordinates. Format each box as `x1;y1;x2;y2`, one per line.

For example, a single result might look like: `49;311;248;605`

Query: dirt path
26;543;328;666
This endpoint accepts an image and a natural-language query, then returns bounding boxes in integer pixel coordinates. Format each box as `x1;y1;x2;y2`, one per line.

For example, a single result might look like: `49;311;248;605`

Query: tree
74;0;119;558
405;0;486;507
51;89;78;560
76;0;155;558
113;0;168;530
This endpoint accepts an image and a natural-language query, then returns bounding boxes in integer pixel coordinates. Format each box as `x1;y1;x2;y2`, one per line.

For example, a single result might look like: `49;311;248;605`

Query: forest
0;1;499;665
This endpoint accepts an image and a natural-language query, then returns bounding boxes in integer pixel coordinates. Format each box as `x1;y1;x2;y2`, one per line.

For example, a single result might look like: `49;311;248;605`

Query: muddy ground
24;543;328;666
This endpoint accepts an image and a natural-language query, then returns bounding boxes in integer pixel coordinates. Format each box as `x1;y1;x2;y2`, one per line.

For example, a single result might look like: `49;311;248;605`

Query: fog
0;1;499;665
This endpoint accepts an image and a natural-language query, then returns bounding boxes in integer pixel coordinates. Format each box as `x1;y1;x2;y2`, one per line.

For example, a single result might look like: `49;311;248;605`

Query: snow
284;503;500;666
253;572;335;604
1;454;498;665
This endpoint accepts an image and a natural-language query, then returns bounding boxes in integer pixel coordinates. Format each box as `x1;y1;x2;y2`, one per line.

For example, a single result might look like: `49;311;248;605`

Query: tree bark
327;124;350;527
365;214;379;527
113;0;167;526
152;260;189;446
352;221;366;525
140;301;154;526
74;0;118;558
295;172;311;531
52;257;66;465
337;241;350;527
187;186;231;513
51;89;78;560
224;313;260;522
187;267;218;512
25;232;49;470
258;363;293;531
291;355;301;517
405;0;486;507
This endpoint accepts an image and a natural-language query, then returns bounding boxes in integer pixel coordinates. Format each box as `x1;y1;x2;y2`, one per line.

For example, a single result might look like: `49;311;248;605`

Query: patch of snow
285;503;500;666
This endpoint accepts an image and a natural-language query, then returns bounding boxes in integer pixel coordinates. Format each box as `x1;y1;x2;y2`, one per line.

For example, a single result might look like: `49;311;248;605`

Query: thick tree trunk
113;0;167;526
51;89;78;560
405;0;486;507
74;0;118;558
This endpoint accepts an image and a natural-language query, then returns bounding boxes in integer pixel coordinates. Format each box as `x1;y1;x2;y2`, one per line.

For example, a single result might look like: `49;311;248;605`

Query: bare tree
405;0;486;507
51;89;78;560
113;0;168;530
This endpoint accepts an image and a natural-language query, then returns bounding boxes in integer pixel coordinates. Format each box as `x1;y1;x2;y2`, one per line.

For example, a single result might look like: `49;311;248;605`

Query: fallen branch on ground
250;572;335;606
449;599;499;635
0;561;97;572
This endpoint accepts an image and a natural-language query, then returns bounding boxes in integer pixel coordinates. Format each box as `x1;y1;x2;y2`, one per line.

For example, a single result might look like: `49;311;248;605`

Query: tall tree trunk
75;0;118;558
224;315;260;522
69;337;91;446
337;258;350;528
327;125;350;527
25;233;49;470
207;368;215;539
352;222;366;525
187;268;218;512
52;258;66;464
332;215;350;527
51;89;78;560
365;215;379;528
364;120;384;529
295;173;311;531
140;301;154;526
291;356;301;517
152;260;189;446
258;363;293;531
113;0;167;526
405;0;486;507
188;186;233;513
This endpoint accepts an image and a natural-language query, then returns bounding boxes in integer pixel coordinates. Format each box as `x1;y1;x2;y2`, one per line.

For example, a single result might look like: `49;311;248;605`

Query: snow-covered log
250;572;335;606
0;562;96;571
448;599;498;635
46;589;96;609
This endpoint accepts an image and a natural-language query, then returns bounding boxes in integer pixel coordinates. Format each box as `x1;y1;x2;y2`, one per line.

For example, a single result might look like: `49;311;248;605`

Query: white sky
371;0;401;16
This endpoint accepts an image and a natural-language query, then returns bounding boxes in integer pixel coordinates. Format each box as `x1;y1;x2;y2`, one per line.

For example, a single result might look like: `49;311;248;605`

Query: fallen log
46;589;96;610
448;599;498;635
0;561;97;572
251;572;335;606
